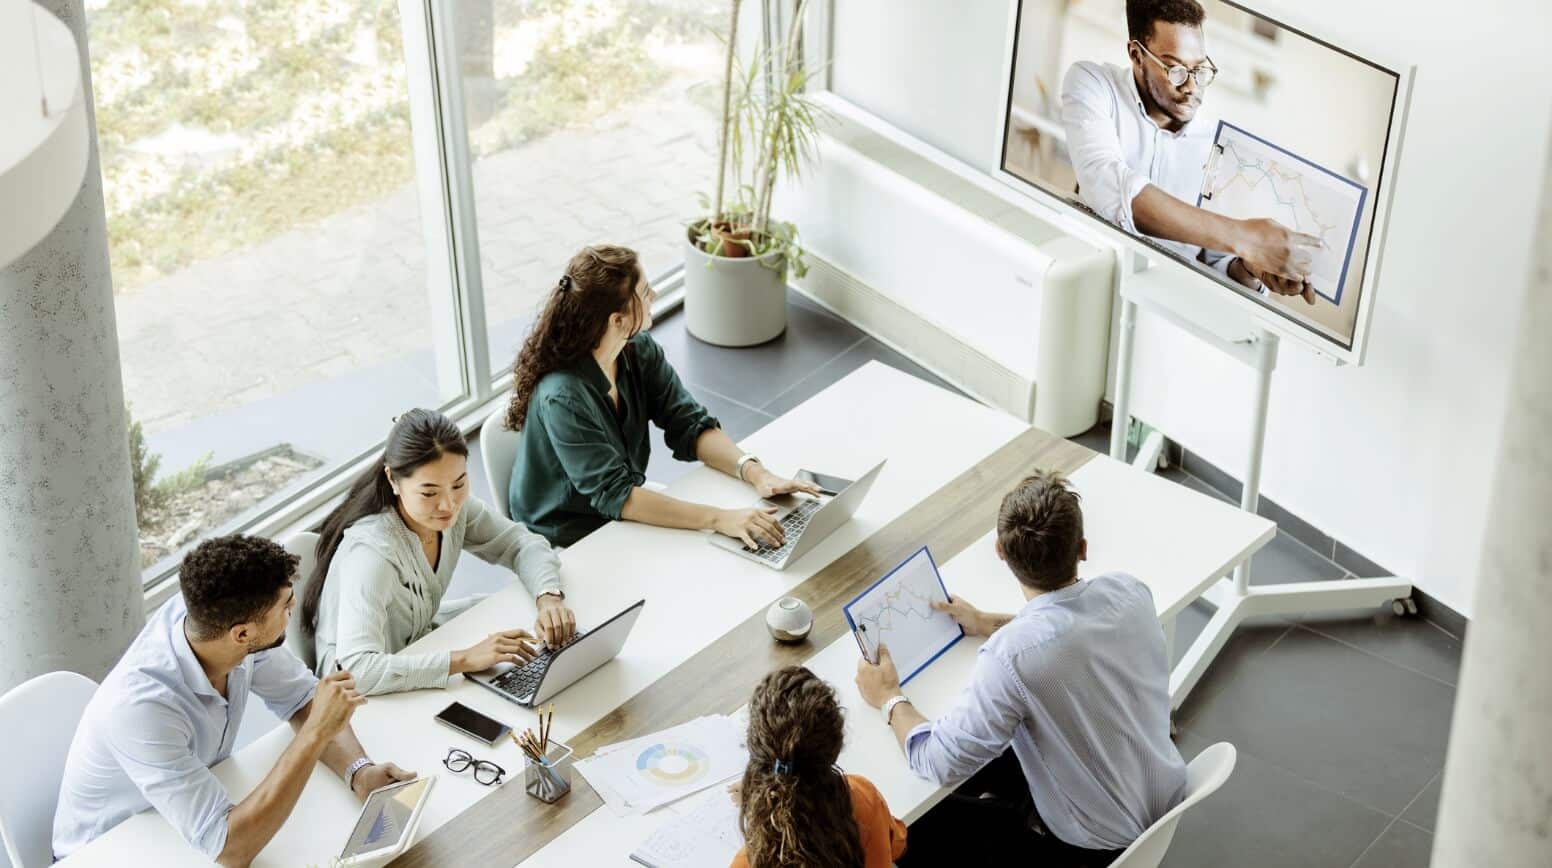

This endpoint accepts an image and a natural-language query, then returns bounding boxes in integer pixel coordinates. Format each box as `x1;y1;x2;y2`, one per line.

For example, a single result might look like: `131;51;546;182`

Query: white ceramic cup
765;596;814;643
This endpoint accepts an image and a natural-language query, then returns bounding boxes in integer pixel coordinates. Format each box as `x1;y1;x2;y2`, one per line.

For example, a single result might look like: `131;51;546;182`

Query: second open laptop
466;599;645;707
707;459;886;570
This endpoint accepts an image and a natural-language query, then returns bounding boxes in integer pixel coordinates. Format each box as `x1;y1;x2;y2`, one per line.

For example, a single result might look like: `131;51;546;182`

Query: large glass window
90;0;462;578
452;0;726;375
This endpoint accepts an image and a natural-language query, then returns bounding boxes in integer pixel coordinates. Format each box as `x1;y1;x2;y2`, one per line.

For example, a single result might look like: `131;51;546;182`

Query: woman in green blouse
504;244;819;548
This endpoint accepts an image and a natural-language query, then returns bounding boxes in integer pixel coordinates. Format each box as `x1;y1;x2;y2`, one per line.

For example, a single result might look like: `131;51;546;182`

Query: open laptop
466;600;645;707
337;775;436;867
708;460;886;570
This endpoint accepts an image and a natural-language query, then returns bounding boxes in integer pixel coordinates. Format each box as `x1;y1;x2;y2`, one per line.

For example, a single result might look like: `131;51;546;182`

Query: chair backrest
479;409;521;522
1109;742;1237;868
0;671;98;868
283;531;322;673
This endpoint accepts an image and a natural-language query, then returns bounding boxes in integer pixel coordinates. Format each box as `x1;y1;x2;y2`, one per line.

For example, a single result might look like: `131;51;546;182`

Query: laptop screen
341;776;431;858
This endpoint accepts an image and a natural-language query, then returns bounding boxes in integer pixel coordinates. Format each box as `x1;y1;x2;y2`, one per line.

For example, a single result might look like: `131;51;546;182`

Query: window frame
138;0;691;609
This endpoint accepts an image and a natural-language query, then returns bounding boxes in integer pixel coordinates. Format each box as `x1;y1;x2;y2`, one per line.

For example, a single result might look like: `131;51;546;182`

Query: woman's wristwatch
881;695;912;726
735;453;762;483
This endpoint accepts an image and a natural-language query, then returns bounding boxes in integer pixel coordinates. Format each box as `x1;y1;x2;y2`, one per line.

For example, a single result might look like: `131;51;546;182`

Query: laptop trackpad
762;494;801;521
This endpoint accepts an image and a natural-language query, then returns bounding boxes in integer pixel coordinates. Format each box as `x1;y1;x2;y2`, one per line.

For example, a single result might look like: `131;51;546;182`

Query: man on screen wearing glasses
1062;0;1318;304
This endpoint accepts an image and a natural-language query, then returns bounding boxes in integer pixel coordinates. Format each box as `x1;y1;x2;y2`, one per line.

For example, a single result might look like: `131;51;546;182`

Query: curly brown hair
505;245;643;431
739;667;865;868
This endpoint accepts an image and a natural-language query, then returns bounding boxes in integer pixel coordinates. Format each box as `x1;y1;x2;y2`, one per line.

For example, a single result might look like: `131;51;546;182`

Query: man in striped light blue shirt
857;471;1187;866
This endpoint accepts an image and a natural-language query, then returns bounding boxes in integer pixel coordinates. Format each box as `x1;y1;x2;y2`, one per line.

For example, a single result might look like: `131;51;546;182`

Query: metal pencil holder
523;740;573;804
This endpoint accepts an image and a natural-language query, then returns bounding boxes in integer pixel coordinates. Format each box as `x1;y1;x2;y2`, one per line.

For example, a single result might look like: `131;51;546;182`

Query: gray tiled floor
432;292;1454;865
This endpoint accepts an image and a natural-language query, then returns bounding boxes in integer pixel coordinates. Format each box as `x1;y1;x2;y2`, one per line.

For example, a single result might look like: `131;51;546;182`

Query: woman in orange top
731;666;907;868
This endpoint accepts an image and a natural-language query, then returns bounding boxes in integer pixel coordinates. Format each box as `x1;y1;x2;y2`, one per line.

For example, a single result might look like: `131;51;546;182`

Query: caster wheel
1390;598;1418;617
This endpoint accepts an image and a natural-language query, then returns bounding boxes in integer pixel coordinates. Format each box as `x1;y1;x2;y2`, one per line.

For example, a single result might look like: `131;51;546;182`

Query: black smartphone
797;469;852;497
434;701;509;745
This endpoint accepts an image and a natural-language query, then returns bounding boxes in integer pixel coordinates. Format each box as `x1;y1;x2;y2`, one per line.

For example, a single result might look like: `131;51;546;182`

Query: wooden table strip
393;427;1093;867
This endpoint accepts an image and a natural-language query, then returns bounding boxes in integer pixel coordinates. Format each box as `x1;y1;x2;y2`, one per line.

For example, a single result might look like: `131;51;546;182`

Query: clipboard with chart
843;546;964;685
1196;121;1369;306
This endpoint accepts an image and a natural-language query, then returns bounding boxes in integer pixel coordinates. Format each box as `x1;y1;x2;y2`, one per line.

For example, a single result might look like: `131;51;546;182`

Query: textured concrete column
0;0;143;692
1431;142;1552;863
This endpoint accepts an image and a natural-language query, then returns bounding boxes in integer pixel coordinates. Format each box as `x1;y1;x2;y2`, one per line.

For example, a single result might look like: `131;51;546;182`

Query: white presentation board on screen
993;0;1414;364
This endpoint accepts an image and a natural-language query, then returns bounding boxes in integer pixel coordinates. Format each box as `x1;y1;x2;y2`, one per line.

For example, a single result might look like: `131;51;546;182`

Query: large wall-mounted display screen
1001;0;1401;350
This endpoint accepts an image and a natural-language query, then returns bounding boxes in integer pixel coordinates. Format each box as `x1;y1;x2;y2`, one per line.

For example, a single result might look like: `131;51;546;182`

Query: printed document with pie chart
575;714;747;815
845;546;963;685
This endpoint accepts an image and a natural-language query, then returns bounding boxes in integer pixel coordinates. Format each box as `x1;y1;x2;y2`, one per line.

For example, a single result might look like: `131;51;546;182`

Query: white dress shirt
1061;60;1238;278
904;572;1187;851
52;597;318;860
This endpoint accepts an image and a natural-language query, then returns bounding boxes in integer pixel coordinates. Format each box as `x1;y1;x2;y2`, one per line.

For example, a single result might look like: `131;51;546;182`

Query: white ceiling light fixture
0;0;89;267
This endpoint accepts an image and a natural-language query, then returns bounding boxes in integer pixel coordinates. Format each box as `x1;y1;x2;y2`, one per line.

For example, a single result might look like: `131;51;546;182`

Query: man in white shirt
1062;0;1318;304
53;535;415;866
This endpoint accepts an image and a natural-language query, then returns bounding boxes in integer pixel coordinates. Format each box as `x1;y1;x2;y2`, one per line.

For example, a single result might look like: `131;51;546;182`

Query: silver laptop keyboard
488;631;585;700
747;498;823;564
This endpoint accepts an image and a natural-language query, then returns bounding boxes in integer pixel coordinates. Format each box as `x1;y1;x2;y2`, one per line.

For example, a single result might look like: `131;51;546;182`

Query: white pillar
0;0;143;692
1431;142;1552;865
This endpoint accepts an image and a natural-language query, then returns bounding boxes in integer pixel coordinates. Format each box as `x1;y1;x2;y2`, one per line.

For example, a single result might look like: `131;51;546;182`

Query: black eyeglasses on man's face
444;748;506;786
1132;40;1218;89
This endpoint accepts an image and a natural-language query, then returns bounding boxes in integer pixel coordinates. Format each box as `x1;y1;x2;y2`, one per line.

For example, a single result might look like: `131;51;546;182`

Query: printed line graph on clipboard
1197;121;1368;306
844;546;964;685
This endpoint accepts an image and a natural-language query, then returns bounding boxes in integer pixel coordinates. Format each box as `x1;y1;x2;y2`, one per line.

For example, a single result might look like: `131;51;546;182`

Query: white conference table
526;443;1274;865
59;362;1272;867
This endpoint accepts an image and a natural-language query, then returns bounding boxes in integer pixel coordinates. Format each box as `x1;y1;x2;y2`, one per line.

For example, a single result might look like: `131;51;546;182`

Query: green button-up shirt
509;332;720;546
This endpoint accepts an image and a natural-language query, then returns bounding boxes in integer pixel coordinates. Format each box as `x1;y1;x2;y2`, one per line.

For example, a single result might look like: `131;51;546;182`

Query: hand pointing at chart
1232;218;1322;283
931;595;1015;638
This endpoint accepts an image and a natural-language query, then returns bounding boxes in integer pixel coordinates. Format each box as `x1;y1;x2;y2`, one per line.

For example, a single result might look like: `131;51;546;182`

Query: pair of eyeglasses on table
443;747;505;785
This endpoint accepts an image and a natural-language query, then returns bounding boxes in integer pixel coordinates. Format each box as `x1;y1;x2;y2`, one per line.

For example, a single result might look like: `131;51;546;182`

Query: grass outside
90;0;724;292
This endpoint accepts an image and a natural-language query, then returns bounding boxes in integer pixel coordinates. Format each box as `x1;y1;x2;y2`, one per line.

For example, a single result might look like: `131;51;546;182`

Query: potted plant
684;0;826;347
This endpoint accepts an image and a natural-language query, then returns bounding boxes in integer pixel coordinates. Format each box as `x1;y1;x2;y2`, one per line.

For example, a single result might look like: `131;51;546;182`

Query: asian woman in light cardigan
301;408;576;695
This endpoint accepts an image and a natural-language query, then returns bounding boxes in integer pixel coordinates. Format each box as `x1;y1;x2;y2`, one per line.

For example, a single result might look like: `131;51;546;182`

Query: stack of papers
575;715;747;816
629;788;745;868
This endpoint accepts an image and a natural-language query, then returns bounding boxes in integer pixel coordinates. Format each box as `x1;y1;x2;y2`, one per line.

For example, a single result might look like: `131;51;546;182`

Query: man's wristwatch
735;453;762;483
345;756;374;790
881;695;912;726
537;589;565;602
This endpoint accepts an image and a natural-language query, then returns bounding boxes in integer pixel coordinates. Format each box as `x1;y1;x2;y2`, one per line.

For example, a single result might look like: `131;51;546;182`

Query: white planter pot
683;233;788;347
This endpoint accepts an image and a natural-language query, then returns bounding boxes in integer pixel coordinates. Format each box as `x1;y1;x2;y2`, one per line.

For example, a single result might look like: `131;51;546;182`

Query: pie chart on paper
635;743;710;786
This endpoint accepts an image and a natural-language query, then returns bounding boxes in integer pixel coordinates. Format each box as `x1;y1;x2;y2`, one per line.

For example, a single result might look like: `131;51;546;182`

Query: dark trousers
898;750;1125;868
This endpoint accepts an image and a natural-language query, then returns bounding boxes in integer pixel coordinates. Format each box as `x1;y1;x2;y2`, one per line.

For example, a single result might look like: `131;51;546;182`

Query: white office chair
0;671;98;868
283;531;322;673
1109;742;1237;868
479;408;522;521
478;405;668;526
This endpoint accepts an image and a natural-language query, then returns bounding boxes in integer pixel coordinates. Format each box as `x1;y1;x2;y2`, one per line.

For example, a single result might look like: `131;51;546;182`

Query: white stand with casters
1108;257;1415;710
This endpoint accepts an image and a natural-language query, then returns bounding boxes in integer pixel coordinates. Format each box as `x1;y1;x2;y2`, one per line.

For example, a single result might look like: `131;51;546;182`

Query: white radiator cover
777;113;1116;437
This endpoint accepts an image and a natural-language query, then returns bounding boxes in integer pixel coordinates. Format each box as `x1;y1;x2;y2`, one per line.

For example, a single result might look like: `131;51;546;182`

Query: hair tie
771;759;794;776
558;274;573;291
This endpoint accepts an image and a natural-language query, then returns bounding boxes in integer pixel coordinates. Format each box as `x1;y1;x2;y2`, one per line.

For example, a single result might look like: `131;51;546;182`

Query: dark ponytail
739;666;865;868
505;245;642;431
301;408;468;638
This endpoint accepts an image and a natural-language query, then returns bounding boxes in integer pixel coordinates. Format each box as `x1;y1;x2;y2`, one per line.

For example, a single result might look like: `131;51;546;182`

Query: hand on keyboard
712;506;786;550
535;594;577;646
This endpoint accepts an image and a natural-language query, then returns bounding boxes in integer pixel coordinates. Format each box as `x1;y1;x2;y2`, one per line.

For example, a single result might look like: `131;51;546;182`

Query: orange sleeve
729;846;751;868
848;775;908;865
